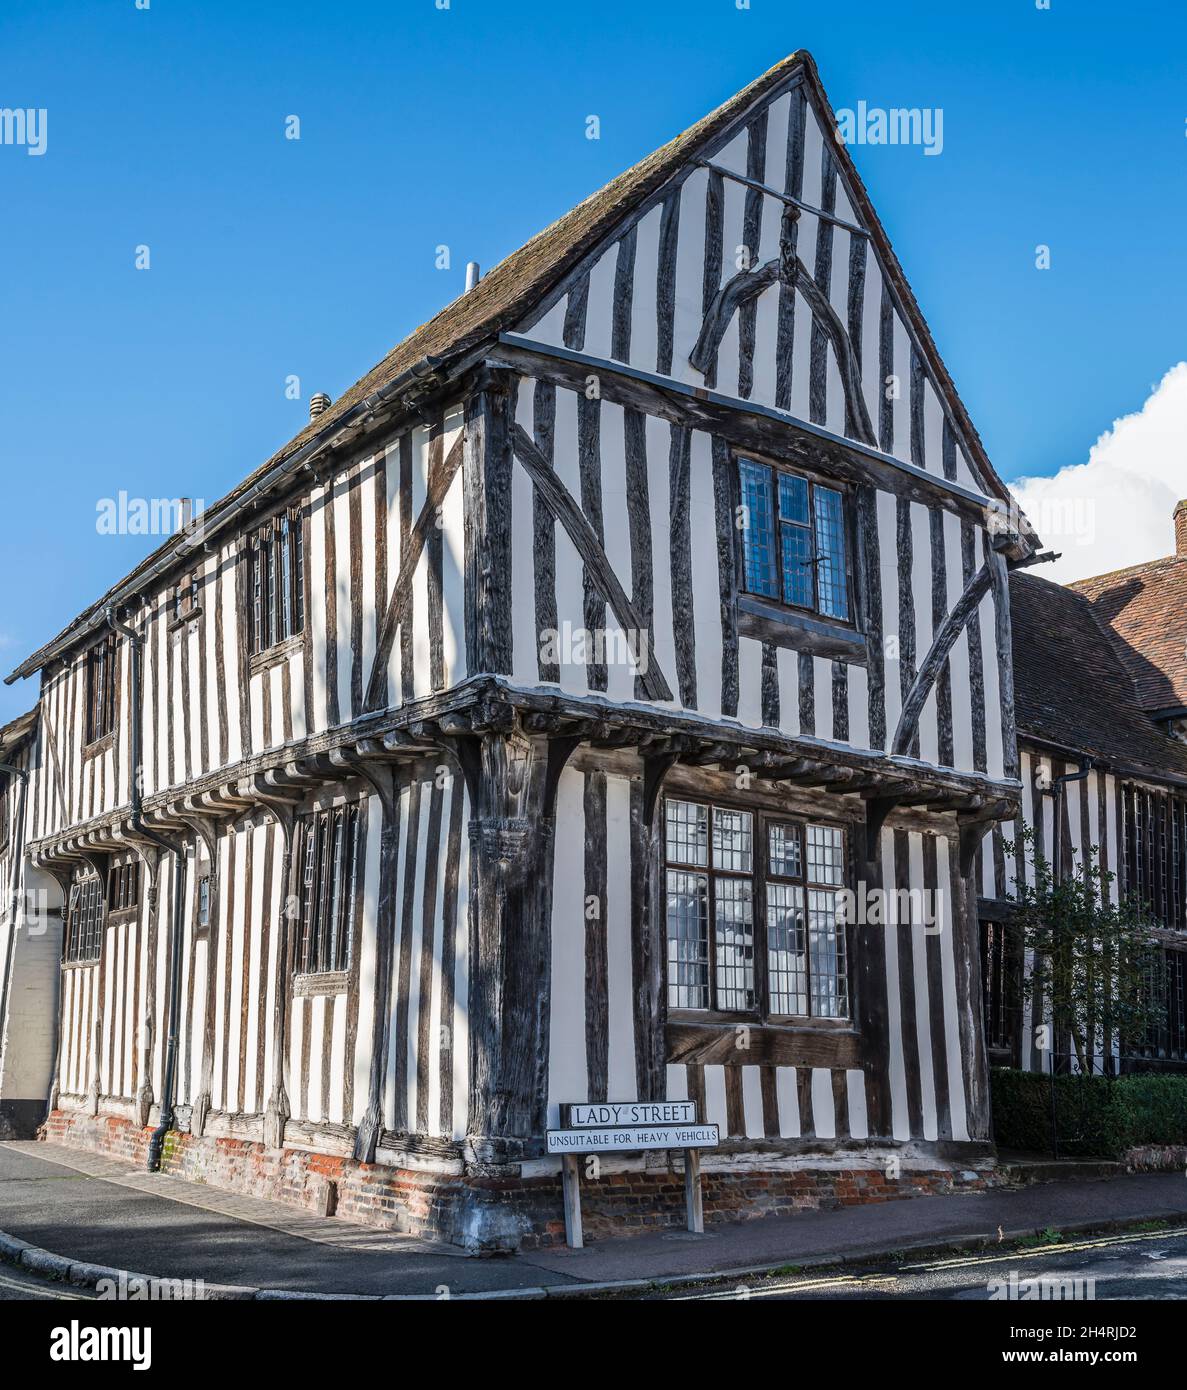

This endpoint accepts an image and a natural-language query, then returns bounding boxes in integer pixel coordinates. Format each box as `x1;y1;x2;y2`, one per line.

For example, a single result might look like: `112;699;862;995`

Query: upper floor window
65;874;104;964
249;506;304;656
295;803;361;977
85;634;118;745
738;458;850;622
1121;784;1187;931
1137;948;1187;1063
172;570;200;625
196;874;212;930
664;797;849;1019
106;860;140;919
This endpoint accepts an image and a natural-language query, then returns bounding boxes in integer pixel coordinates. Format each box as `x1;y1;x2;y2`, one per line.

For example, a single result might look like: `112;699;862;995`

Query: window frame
195;872;212;933
64;873;104;965
84;633;119;748
736;454;857;628
105;859;141;923
663;794;854;1025
292;801;362;984
248;503;306;660
171;570;202;628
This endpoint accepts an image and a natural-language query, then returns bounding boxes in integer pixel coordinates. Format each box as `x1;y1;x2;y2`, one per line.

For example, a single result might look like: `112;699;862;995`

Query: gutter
5;354;448;687
105;608;189;1173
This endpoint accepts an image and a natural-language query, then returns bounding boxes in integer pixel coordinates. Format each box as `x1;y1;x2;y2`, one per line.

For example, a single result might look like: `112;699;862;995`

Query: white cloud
1009;362;1187;585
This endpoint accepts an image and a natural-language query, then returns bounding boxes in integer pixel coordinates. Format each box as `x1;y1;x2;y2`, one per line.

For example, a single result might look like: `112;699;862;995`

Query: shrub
1118;1074;1187;1148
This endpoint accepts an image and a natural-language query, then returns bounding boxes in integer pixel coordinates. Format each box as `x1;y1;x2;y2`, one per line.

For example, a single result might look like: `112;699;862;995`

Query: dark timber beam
892;562;993;757
465;726;579;1199
493;335;1027;551
364;434;464;713
509;423;675;703
689;246;876;449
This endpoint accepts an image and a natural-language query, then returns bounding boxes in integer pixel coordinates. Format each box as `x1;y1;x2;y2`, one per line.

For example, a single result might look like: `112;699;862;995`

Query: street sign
550;1099;718;1249
546;1122;719;1153
560;1100;698;1128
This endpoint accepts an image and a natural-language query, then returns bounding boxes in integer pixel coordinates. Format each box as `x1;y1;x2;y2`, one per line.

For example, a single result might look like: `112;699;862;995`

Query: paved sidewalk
3;1141;1186;1298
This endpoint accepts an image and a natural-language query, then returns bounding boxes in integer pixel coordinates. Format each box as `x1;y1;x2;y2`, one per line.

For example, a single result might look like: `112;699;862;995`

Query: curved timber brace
688;208;877;449
509;425;675;704
364;432;465;713
891;562;994;757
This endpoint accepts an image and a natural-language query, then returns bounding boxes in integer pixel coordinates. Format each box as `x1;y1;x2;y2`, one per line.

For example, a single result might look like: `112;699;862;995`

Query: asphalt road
0;1264;92;1301
661;1225;1187;1300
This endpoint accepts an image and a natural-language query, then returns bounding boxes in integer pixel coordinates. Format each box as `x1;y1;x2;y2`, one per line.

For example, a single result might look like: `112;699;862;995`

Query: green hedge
990;1068;1187;1157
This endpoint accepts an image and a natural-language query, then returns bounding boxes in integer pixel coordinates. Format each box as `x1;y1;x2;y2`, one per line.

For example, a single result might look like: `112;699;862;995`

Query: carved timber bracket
863;794;904;870
955;798;1014;878
642;749;681;829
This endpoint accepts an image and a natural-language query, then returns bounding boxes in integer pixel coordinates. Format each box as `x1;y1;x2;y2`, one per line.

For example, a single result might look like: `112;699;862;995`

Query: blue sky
2;0;1185;721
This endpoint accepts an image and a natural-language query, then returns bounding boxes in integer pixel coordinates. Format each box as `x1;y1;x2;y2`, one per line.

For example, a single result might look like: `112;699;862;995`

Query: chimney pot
1174;499;1187;558
309;392;331;421
465;261;481;293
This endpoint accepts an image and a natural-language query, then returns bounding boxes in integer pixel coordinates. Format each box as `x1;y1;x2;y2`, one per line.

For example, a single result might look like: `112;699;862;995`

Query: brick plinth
41;1109;994;1252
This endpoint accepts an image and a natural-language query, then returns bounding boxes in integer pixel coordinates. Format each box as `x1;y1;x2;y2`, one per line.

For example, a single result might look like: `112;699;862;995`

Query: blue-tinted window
739;460;777;599
737;458;850;622
781;520;814;608
813;486;849;620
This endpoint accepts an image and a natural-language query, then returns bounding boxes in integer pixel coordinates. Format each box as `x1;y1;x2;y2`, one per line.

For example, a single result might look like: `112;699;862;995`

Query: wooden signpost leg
562;1154;584;1249
684;1148;704;1234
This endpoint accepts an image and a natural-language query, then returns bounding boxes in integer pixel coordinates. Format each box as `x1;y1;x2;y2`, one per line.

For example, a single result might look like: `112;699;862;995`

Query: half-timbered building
2;52;1039;1248
982;508;1187;1076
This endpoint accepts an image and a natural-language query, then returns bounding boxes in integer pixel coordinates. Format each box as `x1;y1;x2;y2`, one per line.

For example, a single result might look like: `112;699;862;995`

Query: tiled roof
1010;571;1187;779
9;50;1023;684
1070;555;1187;713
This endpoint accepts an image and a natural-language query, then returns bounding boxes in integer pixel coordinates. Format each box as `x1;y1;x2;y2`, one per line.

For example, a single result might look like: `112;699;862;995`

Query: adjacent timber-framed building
981;511;1187;1077
0;53;1039;1248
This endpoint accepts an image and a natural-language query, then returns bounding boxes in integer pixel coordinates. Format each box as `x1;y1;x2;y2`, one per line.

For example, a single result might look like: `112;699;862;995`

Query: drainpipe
106;608;188;1172
1049;759;1092;885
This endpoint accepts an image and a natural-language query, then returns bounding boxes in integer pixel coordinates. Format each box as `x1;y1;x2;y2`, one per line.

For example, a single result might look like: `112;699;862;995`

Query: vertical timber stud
353;761;400;1164
855;802;894;1138
462;714;579;1249
951;823;992;1140
464;373;515;679
633;750;679;1102
258;786;299;1152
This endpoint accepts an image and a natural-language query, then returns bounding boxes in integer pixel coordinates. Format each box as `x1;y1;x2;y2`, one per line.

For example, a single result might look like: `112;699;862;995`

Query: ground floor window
1136;947;1187;1063
295;803;361;976
664;797;849;1019
981;917;1021;1064
65;875;104;964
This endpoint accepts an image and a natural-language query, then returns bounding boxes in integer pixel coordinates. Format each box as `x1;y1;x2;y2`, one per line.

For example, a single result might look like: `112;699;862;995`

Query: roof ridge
1069;552;1185;590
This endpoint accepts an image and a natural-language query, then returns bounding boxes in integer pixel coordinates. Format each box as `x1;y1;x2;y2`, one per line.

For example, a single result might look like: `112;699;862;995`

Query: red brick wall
41;1110;993;1251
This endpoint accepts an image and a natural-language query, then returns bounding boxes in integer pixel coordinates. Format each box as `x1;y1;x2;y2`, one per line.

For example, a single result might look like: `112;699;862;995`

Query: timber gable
2;52;1044;1244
